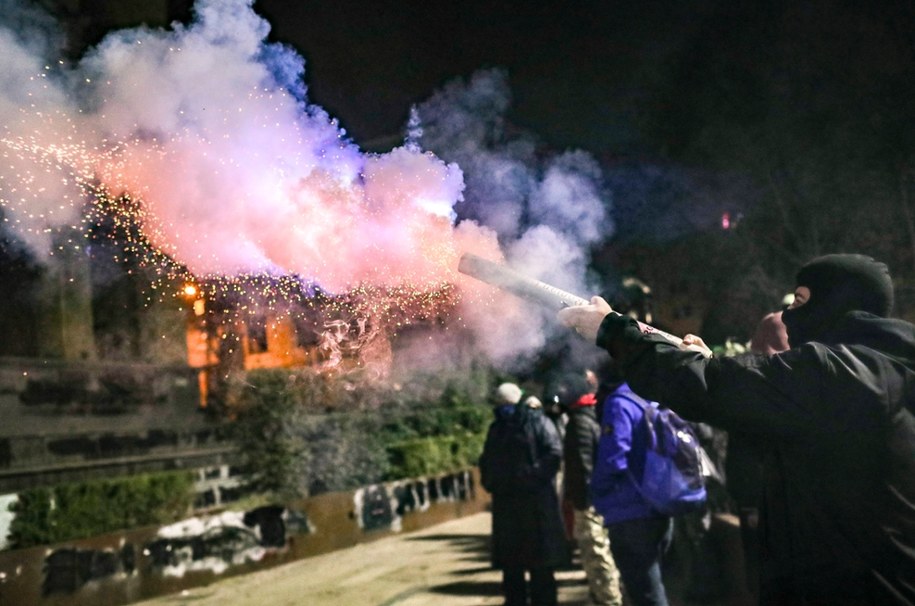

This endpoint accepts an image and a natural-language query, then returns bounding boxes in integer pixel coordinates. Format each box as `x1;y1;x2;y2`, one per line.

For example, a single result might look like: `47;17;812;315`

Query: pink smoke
0;0;607;368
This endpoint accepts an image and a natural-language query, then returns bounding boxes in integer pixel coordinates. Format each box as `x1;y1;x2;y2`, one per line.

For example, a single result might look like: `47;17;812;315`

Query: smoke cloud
414;69;614;364
0;0;613;369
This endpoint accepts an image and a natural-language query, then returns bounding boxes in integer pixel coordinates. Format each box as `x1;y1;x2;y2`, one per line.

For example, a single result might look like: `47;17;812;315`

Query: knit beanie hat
523;396;543;409
495;382;523;405
781;254;893;347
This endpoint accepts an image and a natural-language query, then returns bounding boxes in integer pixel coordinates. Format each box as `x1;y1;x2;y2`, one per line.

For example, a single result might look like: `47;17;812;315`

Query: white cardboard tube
457;253;684;346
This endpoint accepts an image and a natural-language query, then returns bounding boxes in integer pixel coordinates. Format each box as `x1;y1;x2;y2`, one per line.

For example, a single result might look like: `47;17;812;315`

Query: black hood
782;254;894;347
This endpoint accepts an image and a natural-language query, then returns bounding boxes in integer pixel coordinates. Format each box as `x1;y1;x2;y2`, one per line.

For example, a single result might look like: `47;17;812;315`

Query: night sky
250;0;915;170
252;0;709;154
5;0;914;337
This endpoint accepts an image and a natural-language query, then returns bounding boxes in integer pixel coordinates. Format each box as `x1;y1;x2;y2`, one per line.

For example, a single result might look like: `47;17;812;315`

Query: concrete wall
0;357;221;493
0;468;485;606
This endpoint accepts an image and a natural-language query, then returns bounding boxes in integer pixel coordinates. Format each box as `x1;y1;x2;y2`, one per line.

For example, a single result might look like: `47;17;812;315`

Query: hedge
4;365;499;549
385;432;486;479
230;366;496;498
7;471;195;550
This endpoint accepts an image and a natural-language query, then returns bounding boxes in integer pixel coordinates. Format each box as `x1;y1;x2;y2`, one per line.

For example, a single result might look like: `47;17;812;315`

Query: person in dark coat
559;254;915;605
726;310;790;597
479;382;567;606
562;371;623;606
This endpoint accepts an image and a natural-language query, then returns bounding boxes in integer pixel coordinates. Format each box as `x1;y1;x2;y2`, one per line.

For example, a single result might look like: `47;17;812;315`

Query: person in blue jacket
591;369;674;606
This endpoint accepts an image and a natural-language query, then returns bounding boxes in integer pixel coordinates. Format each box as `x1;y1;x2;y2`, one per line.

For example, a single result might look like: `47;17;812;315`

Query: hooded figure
781;254;894;347
559;253;915;605
479;382;567;606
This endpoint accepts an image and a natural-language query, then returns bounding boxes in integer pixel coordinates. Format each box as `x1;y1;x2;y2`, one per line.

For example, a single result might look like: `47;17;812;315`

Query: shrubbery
386;433;486;479
230;365;496;499
7;471;195;550
4;364;499;550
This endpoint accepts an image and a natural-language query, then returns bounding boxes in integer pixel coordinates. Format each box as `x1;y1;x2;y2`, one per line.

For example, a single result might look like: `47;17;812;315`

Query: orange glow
183;283;198;298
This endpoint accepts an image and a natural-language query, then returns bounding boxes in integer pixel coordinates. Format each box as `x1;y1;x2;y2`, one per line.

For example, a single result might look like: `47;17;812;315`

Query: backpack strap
606;390;659;502
611;390;659;451
523;414;538;467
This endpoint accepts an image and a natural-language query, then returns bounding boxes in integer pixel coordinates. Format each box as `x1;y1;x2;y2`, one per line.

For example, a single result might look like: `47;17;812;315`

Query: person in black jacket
726;310;790;597
479;382;567;606
559;254;915;605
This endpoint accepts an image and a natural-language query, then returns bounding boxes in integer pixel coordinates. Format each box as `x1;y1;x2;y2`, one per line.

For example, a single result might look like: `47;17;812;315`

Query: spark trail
0;0;611;370
0;0;507;371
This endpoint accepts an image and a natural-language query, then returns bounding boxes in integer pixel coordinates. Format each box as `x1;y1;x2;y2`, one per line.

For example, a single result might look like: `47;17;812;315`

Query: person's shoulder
847;314;915;361
605;386;651;418
531;411;559;435
569;403;597;420
612;383;650;405
749;342;834;379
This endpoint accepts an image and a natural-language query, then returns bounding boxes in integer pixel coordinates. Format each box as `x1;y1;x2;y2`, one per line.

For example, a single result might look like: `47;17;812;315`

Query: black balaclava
781;254;894;347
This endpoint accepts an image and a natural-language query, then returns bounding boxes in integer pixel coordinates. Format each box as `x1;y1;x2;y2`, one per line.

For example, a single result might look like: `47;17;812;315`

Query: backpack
625;395;708;516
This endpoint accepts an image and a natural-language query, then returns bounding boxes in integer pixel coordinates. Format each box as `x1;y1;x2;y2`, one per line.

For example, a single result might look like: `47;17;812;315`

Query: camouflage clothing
574;506;623;606
564;396;623;606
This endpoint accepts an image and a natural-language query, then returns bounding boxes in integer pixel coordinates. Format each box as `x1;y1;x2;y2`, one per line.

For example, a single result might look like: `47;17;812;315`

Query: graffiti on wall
43;543;135;596
41;505;307;595
353;470;475;533
143;506;309;577
38;470;475;597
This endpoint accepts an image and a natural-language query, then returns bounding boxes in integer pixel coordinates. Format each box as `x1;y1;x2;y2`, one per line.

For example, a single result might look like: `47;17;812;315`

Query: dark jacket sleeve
563;408;599;508
478;422;498;493
595;314;831;439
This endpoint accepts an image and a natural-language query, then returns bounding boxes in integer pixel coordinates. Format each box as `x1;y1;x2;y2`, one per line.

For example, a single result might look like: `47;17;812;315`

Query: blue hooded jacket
591;382;668;525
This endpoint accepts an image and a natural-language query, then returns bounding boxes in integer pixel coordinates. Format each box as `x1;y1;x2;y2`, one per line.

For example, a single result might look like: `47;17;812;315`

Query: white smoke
414;69;614;367
0;1;614;371
0;4;81;257
0;0;479;290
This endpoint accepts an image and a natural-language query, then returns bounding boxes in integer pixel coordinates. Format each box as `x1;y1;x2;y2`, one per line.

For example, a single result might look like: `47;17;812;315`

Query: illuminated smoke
0;1;612;369
414;69;613;364
0;0;499;286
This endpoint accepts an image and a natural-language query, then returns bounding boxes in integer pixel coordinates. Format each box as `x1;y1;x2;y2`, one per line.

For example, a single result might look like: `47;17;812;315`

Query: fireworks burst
1;116;477;374
2;0;598;373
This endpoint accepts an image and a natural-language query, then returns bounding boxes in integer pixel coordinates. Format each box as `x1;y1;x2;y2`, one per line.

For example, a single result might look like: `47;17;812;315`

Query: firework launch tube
457;253;684;346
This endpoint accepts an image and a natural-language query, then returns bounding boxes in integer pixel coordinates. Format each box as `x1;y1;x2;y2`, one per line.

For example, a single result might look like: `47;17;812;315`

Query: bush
386;432;486;479
229;369;311;499
7;471;195;550
230;366;497;497
300;414;391;495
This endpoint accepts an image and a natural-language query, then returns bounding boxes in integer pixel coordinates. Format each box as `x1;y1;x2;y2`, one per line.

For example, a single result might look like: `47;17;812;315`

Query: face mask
780;254;894;347
781;302;820;348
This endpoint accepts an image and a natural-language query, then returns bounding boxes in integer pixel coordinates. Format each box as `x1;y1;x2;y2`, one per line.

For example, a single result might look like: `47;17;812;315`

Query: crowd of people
479;253;915;606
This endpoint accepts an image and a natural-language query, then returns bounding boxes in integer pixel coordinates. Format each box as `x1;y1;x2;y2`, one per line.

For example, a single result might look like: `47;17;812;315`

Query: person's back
592;382;674;606
750;313;915;603
479;383;566;606
563;387;623;606
480;403;538;496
